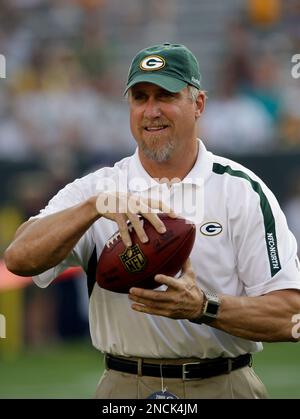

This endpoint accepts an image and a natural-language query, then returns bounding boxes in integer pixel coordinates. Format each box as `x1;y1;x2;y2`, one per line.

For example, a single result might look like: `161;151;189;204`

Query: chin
141;141;175;162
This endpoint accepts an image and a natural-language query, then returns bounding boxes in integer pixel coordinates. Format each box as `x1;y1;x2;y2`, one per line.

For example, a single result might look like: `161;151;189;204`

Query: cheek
130;108;142;126
130;110;145;143
175;108;195;130
130;110;139;135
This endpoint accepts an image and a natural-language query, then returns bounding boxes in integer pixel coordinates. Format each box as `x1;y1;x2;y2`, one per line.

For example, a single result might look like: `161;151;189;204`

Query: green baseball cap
125;43;201;94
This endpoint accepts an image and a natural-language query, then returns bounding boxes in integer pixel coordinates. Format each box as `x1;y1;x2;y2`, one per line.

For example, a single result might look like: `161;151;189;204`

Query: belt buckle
182;362;202;381
226;359;232;374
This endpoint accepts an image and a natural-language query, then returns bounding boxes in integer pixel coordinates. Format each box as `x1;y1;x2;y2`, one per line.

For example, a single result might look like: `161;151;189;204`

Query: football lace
106;218;144;248
106;223;134;248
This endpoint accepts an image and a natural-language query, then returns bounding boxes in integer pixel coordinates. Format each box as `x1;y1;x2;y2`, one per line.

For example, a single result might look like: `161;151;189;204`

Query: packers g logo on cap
140;55;166;71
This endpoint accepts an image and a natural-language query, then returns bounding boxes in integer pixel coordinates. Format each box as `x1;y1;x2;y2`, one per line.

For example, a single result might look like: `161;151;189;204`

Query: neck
138;139;199;181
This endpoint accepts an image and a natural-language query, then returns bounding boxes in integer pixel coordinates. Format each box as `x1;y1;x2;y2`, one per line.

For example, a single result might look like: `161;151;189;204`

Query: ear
195;92;206;119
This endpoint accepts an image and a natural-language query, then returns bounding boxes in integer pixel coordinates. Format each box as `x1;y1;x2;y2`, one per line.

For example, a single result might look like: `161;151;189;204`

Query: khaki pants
94;365;268;399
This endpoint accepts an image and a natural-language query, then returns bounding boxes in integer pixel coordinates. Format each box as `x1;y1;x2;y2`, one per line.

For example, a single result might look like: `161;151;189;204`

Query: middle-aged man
5;43;300;399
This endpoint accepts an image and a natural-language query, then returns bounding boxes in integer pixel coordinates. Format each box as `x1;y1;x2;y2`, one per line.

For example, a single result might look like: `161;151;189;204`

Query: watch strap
189;290;220;325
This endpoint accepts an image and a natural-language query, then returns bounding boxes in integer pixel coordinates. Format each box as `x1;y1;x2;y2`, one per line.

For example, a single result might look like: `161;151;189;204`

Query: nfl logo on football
120;245;147;273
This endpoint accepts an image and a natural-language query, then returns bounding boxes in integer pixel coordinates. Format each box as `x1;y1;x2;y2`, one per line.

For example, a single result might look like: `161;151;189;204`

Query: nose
143;97;162;119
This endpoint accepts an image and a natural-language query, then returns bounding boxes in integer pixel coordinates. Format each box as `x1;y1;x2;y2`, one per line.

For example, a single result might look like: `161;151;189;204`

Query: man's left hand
129;258;204;320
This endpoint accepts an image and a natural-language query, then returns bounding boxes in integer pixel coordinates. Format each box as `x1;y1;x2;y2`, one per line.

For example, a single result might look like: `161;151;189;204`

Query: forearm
4;196;100;276
212;290;300;342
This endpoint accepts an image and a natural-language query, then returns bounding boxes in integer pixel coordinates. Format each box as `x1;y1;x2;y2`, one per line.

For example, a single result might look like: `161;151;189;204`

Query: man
5;43;300;399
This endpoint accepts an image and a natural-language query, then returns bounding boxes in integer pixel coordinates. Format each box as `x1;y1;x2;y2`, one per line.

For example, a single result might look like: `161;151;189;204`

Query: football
96;214;196;293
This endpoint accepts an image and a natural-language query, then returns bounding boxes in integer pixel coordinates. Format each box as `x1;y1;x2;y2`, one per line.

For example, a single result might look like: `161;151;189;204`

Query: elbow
4;246;17;273
4;245;33;277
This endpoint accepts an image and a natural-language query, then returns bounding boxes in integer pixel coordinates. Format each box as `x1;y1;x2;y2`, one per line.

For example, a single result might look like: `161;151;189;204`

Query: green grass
0;340;103;399
254;342;300;399
0;340;299;398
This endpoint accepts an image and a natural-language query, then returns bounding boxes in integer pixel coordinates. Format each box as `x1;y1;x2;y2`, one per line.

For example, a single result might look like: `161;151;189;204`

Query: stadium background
0;0;299;399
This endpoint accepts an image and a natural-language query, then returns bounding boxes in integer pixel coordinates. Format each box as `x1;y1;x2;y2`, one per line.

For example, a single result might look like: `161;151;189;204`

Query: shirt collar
128;139;212;192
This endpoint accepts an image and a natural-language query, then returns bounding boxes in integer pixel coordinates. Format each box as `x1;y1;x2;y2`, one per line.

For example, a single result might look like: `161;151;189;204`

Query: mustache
142;119;170;128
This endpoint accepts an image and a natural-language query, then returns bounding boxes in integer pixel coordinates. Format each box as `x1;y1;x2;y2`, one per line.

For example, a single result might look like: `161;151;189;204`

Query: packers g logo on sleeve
140;55;166;71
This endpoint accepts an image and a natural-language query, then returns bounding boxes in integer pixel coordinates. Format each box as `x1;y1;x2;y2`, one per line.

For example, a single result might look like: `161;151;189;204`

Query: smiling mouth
144;126;169;132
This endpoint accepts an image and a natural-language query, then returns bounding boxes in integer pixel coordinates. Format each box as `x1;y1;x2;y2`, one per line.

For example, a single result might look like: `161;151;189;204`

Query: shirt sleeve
31;178;95;288
231;178;300;297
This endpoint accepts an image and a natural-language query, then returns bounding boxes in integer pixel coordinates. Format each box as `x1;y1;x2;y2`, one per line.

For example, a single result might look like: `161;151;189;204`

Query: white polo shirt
32;140;300;358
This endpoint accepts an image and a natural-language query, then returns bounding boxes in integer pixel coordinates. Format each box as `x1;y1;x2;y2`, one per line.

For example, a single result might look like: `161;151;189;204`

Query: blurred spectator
0;87;40;161
143;0;177;46
281;0;300;45
0;171;52;255
74;17;116;95
24;285;58;347
246;53;282;123
247;0;281;26
54;273;89;340
279;58;300;148
200;62;275;155
225;20;255;91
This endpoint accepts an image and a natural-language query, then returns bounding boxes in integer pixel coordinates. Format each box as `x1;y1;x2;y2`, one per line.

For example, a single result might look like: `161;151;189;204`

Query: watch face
207;301;219;316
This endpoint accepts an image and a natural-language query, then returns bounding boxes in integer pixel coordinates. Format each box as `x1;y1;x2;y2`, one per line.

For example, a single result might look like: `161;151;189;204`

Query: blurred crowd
200;0;300;154
0;0;134;165
0;0;299;166
0;0;299;349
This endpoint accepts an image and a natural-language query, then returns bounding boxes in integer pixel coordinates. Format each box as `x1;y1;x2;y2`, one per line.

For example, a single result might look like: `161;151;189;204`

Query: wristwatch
189;290;220;325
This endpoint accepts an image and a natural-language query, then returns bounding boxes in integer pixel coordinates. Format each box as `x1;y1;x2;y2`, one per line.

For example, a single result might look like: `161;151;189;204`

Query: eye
132;92;146;101
159;91;176;99
162;91;172;96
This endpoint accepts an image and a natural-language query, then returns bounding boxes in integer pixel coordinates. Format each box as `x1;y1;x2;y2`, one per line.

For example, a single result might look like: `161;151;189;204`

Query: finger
129;286;170;302
95;192;110;215
127;194;149;214
154;274;181;289
142;212;167;234
146;198;178;218
181;258;193;275
127;197;160;216
96;192;127;215
131;303;169;317
128;196;177;233
129;293;168;308
115;214;132;247
126;198;167;235
126;213;148;243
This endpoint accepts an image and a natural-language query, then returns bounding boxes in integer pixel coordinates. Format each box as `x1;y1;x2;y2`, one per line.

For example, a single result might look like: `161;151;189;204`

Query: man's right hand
95;192;177;247
4;192;176;276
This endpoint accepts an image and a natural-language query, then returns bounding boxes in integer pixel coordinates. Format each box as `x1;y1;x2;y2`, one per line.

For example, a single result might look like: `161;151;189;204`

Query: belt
105;353;252;381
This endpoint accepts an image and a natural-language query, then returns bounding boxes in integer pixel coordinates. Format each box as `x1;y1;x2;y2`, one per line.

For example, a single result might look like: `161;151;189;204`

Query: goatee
140;139;175;162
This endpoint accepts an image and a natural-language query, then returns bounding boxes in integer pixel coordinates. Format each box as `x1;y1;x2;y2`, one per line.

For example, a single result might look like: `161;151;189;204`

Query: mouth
144;125;169;132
